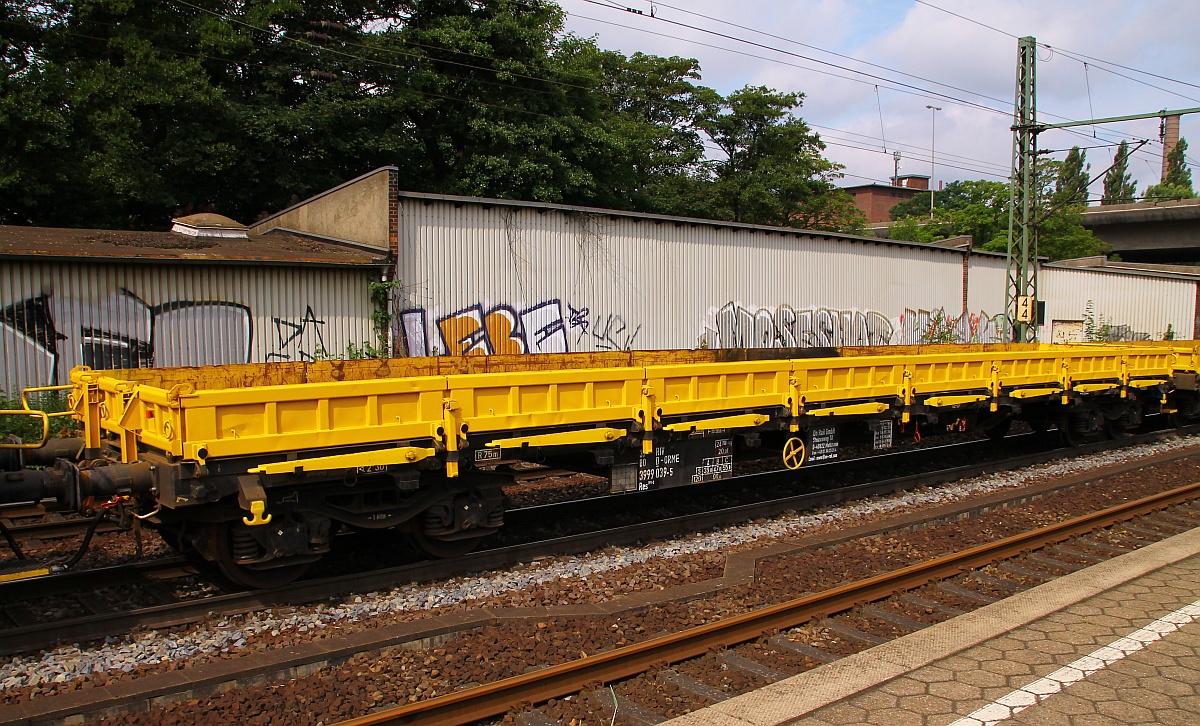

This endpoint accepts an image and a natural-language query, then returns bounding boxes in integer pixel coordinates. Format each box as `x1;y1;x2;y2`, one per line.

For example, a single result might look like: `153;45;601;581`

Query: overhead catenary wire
1083;62;1097;138
909;0;1200;167
166;1;1020;175
1053;49;1200;106
907;0;1200;94
573;0;1013;117
569;0;1189;183
1047;45;1200;93
595;0;1159;158
593;0;1171;139
33;1;1191;187
602;0;1018;110
699;131;1010;180
14;5;1019;182
875;86;888;153
181;0;1061;181
821;139;1009;180
167;0;773;131
171;0;1200;180
568;11;1009;118
808;123;1011;173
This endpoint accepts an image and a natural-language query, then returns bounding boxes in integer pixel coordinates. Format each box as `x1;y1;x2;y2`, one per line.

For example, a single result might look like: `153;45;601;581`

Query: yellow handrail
20;384;77;418
0;409;50;449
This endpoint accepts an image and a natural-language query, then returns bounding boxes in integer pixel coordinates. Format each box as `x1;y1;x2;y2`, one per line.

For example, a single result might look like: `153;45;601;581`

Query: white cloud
561;0;1200;195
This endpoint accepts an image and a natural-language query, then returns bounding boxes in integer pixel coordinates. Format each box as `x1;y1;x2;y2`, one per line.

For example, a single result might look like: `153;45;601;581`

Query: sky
560;0;1200;201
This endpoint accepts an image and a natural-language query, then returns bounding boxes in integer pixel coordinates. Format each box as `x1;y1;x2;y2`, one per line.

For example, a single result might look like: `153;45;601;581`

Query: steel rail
4;518;120;540
0;504;46;519
0;427;1191;656
0;556;190;599
335;478;1200;726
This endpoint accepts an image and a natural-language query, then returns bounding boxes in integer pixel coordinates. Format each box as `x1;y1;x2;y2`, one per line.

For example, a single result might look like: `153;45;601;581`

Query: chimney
1162;114;1181;180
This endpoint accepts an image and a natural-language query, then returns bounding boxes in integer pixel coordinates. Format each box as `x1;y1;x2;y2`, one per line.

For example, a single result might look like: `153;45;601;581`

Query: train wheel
155;522;186;553
210;522;312;589
1058;412;1095;447
405;527;485;559
983;418;1011;441
1105;412;1139;439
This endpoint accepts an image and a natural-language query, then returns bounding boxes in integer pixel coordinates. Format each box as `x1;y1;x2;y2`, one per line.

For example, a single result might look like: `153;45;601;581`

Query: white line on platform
948;598;1200;726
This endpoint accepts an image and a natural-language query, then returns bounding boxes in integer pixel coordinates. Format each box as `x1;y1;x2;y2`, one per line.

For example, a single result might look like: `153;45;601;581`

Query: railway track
336;466;1200;726
0;507;119;542
0;427;1191;657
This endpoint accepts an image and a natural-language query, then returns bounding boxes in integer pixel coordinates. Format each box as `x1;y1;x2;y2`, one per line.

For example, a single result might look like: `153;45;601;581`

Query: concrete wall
251;168;391;251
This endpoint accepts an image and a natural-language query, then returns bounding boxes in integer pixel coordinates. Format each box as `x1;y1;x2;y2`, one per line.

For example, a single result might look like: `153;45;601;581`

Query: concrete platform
663;524;1200;726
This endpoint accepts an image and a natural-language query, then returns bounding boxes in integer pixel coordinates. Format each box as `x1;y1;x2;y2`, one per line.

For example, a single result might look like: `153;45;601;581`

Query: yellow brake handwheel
782;436;806;470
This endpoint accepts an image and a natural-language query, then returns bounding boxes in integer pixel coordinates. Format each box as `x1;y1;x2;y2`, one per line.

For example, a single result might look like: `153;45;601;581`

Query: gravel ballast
2;434;1198;707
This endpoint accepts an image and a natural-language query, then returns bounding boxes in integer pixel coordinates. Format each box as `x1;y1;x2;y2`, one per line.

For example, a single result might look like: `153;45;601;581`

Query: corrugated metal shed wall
1;261;375;394
965;254;1008;314
395;202;1006;355
1038;266;1195;343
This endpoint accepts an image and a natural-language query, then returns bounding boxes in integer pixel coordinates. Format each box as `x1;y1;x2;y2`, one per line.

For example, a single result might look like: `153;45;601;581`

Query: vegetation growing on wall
1082;300;1117;342
0;391;79;440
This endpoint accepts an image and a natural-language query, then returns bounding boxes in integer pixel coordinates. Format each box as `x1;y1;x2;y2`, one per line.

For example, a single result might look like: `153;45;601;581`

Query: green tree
0;0;862;232
1143;182;1196;200
552;43;710;212
887;214;943;244
686;85;866;232
1054;146;1090;207
888;180;1009;247
1144;137;1195;200
888;162;1107;261
1165;137;1193;188
0;0;427;227
978;157;1109;261
1101;140;1138;205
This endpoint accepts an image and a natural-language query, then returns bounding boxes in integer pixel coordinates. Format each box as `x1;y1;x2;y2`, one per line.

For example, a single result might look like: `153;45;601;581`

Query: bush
0;390;81;441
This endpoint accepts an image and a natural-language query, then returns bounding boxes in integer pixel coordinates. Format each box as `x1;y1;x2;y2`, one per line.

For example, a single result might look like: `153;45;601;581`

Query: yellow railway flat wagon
1;342;1195;587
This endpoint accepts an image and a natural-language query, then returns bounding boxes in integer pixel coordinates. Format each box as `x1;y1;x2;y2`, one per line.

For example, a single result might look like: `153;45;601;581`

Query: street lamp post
926;105;941;217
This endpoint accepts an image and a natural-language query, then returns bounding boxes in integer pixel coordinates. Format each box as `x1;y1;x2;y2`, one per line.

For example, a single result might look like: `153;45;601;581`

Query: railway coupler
0;458;155;511
0;436;85;472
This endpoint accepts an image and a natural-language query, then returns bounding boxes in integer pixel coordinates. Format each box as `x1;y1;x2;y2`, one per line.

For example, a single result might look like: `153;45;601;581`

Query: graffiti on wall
1102;325;1152;342
896;308;1008;345
266;306;329;362
701;303;893;349
1;288;255;387
699;302;1009;349
398;298;641;356
1051;319;1152;343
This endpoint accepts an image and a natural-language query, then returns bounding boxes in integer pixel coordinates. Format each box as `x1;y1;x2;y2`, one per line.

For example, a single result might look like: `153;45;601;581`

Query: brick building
843;175;929;224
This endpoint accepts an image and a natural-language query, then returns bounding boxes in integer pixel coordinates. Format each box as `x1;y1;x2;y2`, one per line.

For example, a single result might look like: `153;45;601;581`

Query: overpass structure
1080;198;1200;263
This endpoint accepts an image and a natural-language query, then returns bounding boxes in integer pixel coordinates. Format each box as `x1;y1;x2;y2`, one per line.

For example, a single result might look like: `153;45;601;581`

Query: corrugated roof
1044;256;1200;281
392;188;1010;257
0;225;389;267
252;166;1007;259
